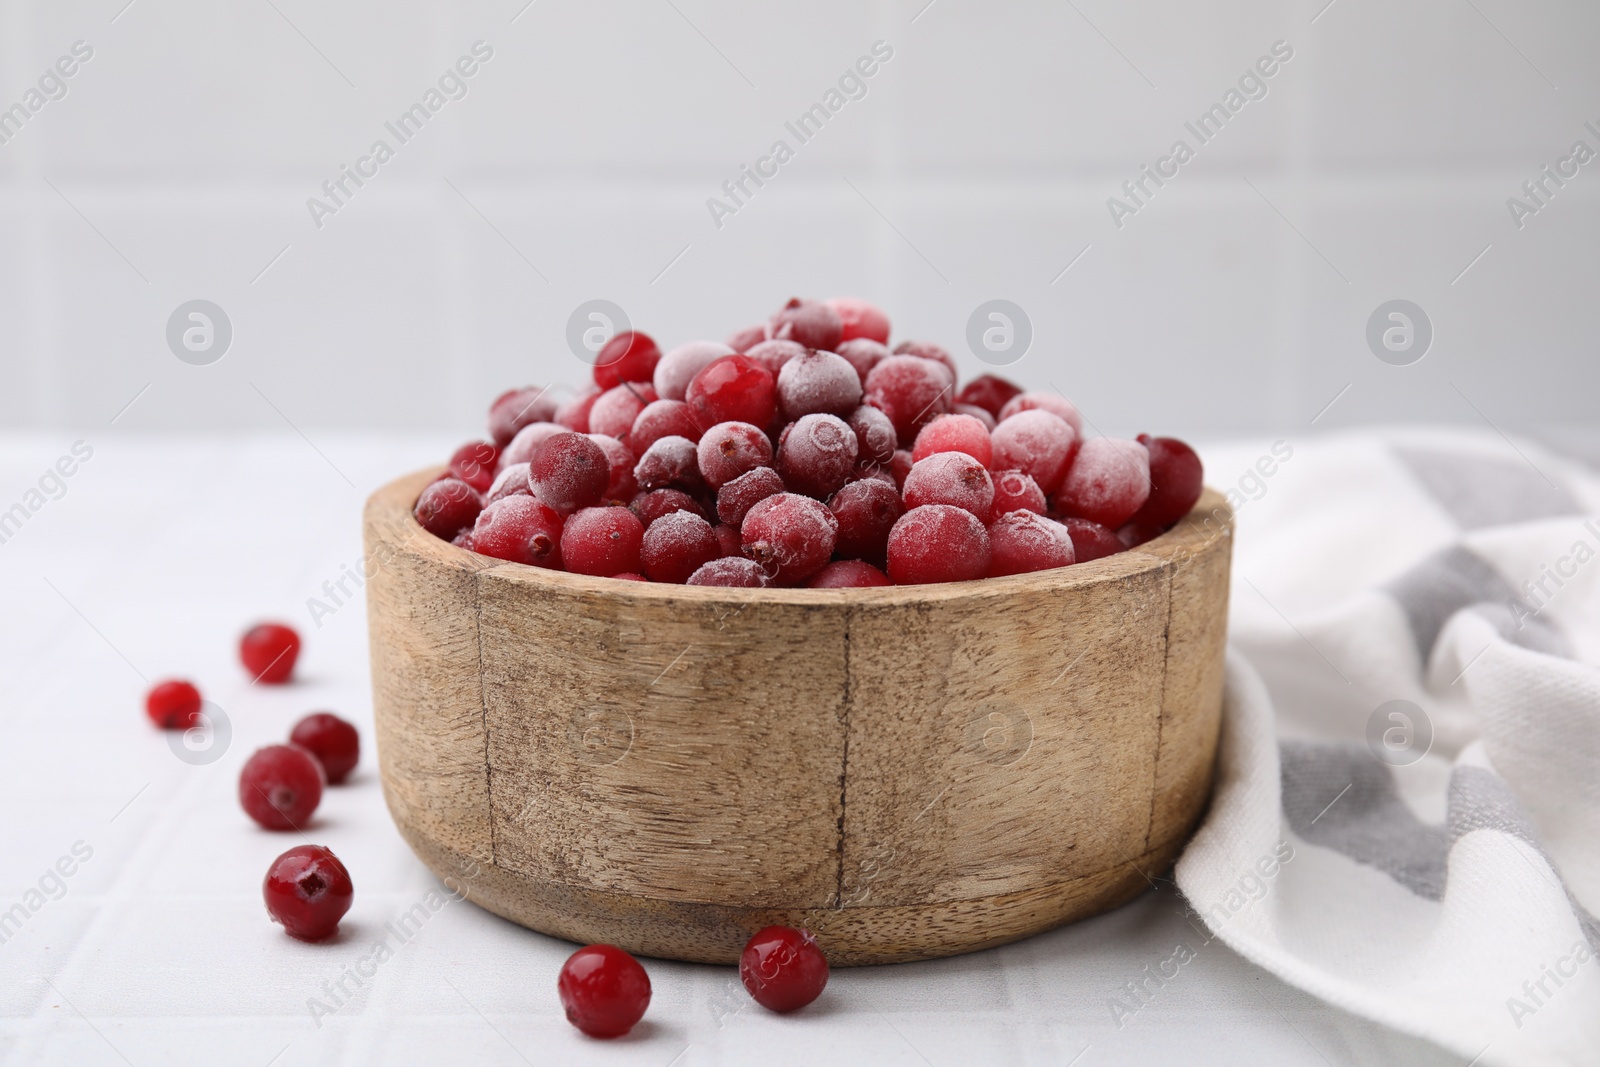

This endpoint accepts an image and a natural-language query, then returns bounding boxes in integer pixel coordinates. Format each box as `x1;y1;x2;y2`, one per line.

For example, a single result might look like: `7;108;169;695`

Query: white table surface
0;433;1464;1066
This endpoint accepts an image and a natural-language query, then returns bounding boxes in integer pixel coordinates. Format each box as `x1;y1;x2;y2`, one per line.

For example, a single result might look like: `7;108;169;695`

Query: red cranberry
726;322;769;353
499;421;569;469
956;374;1023;418
903;451;994;523
589;383;658;442
716;467;785;528
447;440;501;492
991;410;1077;495
263;844;353;942
889;449;915;489
999;391;1085;437
806;560;891;588
911;413;993;467
1062;517;1126;562
472;496;564;567
827;296;890;344
414;478;483;540
289;712;360;784
847;404;897;467
714;522;743;558
740;926;829;1013
742;338;807;381
864;355;953;446
633;435;705;494
593;330;660;390
769;297;842;352
630;399;704;454
487;463;534;505
640;510;720;584
741;493;837;584
887;504;990;585
687;356;777;430
697;421;774;490
891;339;959;382
1130;435;1204;528
687;557;771;587
554;385;601;433
834;338;890;387
777;351;863;420
488;386;558;446
953;403;997;430
529;432;610;514
654;340;735;400
559;944;651;1038
587;434;638;503
776;414;859;499
988;512;1075;576
239;744;324;831
240;622;301;685
145;679;202;729
829;478;905;565
992;470;1047;515
561;506;645;577
1054;437;1150;529
629;488;706;528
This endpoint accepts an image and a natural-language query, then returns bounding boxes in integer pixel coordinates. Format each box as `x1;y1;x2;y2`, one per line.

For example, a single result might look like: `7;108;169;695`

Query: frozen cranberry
587;434;638;503
630;399;704;455
488;386;558;446
1129;435;1204;528
769;297;842;352
956;374;1022;419
992;470;1047;515
554;385;602;433
1062;517;1126;562
864;355;952;446
829;478;905;565
263;845;352;942
743;338;808;381
1054;437;1150;529
654;340;735;401
529;432;609;514
741;493;838;584
847;404;897;467
834;338;890;387
687;356;777;429
999;392;1085;437
452;530;474;550
714;522;743;558
612;572;648;582
592;330;660;390
289;712;360;784
486;463;534;505
912;414;993;467
687;557;771;587
499;421;569;469
853;460;895;486
241;622;300;685
588;383;658;442
716;467;785;528
415;478;482;539
726;322;769;353
1116;519;1166;547
991;410;1077;494
891;339;959;382
903;452;994;522
630;488;706;528
827;296;890;345
239;744;324;831
634;435;705;494
777;351;863;421
472;496;564;567
558;944;651;1039
988;512;1075;577
740;926;829;1013
806;560;891;588
145;679;202;729
889;449;915;489
887;505;990;585
447;440;500;492
953;403;997;431
640;510;720;584
777;414;859;499
561;507;645;577
697;421;774;490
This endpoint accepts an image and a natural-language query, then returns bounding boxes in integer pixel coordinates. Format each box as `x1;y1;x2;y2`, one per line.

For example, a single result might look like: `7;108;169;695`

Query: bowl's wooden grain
364;469;1232;965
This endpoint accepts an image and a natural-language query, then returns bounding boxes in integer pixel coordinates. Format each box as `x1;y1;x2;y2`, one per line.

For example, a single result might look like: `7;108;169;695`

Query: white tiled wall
2;0;1596;439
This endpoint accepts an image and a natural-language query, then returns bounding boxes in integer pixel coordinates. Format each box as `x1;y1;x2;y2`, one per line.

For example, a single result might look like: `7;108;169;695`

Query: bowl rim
367;467;1233;607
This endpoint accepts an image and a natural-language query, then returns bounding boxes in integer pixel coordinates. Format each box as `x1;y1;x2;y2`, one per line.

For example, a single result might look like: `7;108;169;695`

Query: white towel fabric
1176;428;1600;1067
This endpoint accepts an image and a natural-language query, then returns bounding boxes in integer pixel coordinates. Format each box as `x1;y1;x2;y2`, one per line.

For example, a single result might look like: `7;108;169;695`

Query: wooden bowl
364;469;1232;966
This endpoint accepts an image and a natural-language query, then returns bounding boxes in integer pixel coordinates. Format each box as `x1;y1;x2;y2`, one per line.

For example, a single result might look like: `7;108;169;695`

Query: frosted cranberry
554;385;602;433
558;944;651;1039
827;296;890;344
146;679;202;729
1130;435;1204;528
687;356;777;429
714;522;743;558
889;449;915;489
956;374;1022;419
529;432;609;514
472;496;564;567
912;414;993;467
697;421;774;489
828;478;905;565
769;297;842;352
740;926;829;1013
561;507;645;577
593;330;660;390
631;400;704;456
777;351;863;421
452;531;474;550
634;435;705;494
999;392;1085;437
1116;519;1166;548
1055;437;1150;528
777;414;859;499
641;510;720;584
263;845;352;942
654;340;735;401
587;434;638;503
806;560;891;589
743;338;808;381
988;512;1075;577
716;467;785;528
853;460;895;486
1062;517;1126;562
589;383;658;442
241;623;300;684
499;421;568;468
992;470;1046;515
847;404;897;467
612;572;648;582
486;463;534;505
415;478;482;539
834;338;890;387
447;440;500;492
741;493;837;584
953;403;997;431
903;452;994;522
239;744;324;830
687;557;771;587
630;488;706;528
991;410;1077;494
891;339;959;382
726;322;769;353
488;386;558;446
887;505;990;585
289;712;360;784
864;355;952;446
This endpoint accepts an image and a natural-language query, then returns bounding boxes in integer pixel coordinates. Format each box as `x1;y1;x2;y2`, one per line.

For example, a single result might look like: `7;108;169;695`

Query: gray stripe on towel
1393;445;1579;531
1383;546;1569;662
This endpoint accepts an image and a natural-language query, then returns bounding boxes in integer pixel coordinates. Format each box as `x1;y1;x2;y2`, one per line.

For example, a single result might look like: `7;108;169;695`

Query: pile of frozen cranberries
416;297;1203;586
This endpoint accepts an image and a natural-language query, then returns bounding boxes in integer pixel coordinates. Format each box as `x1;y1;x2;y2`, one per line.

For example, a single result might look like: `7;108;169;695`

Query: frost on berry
587;434;639;503
864;355;953;446
655;341;736;401
1053;437;1150;529
697;421;774;490
740;493;838;584
529;432;610;514
834;338;890;387
903;451;994;523
472;496;564;567
634;435;705;494
629;488;706;528
743;339;808;381
991;469;1046;516
847;404;897;467
777;351;863;421
769;297;842;352
687;557;772;587
990;410;1076;495
998;391;1084;437
499;421;568;469
911;414;992;467
717;467;785;528
640;510;720;584
589;383;659;442
988;511;1075;577
827;296;891;345
554;385;601;433
886;504;990;585
828;478;904;565
488;386;558;446
776;414;859;499
630;399;704;455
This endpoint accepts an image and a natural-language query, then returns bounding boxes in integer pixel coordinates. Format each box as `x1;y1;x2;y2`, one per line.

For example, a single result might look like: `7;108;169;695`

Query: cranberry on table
827;296;890;344
912;413;992;467
240;622;301;685
687;355;777;430
887;504;991;585
741;493;838;585
558;944;652;1039
472;496;564;567
1053;437;1151;529
769;297;843;352
1129;434;1204;528
740;926;829;1013
447;440;500;492
1062;517;1126;562
561;507;645;577
807;560;891;588
289;712;360;784
592;330;661;390
263;845;353;942
239;744;324;831
988;512;1076;577
903;451;994;523
640;511;720;584
529;432;610;514
776;414;859;499
145;679;203;729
